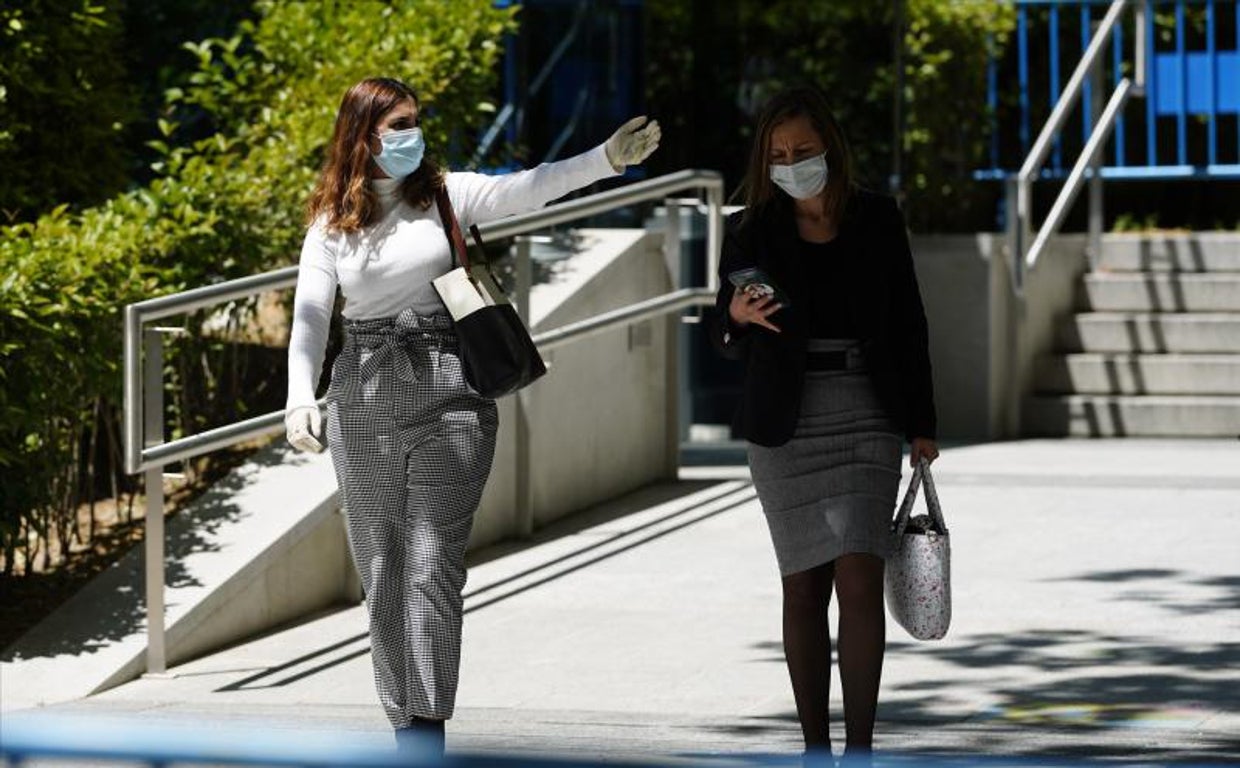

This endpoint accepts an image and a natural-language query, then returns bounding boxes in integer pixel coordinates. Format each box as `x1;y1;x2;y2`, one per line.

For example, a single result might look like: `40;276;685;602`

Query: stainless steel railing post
124;306;143;476
704;183;724;294
142;328;167;676
1005;175;1023;293
513;236;534;539
663;199;689;462
514;236;533;323
663;201;683;289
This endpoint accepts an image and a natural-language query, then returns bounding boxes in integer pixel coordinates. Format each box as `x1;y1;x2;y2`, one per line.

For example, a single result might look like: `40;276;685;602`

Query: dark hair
738;86;854;224
306;77;445;232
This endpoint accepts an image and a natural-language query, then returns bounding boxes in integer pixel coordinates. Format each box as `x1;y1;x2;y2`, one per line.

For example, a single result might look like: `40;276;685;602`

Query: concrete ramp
0;445;355;712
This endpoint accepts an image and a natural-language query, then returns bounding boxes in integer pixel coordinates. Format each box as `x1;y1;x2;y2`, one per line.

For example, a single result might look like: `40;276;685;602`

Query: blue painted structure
483;0;646;176
978;0;1240;181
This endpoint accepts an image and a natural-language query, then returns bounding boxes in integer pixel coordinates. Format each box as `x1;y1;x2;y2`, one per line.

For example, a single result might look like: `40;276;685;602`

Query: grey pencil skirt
325;309;497;727
747;339;903;576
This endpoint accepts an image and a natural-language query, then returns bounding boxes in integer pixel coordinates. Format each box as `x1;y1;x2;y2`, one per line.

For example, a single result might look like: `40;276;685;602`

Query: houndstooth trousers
325;309;498;727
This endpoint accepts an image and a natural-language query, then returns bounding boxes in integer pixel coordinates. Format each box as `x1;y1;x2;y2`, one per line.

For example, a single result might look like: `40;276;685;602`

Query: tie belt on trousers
337;312;457;400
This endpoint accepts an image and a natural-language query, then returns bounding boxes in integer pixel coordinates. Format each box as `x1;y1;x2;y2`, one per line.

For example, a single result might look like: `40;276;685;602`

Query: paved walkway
6;439;1239;766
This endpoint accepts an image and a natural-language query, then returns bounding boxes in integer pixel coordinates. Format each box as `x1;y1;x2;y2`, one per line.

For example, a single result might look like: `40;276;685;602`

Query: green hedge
0;0;517;576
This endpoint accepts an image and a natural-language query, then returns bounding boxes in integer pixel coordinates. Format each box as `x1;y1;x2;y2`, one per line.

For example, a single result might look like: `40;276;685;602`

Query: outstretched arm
449;117;661;227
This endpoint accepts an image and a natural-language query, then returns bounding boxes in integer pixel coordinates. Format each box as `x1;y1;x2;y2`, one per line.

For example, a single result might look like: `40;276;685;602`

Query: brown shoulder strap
434;186;472;271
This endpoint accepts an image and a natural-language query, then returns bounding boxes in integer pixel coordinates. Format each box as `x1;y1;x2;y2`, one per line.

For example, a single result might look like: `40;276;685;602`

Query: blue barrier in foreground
0;711;1234;768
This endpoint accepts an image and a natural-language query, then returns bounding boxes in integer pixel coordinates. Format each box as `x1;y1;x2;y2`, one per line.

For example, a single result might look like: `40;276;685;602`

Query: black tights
781;553;886;753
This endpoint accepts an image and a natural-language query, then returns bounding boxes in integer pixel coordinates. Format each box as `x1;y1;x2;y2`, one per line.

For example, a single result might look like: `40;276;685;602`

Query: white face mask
769;152;828;199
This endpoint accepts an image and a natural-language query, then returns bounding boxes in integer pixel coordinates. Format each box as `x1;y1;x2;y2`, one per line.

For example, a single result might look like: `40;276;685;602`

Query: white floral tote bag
885;457;951;640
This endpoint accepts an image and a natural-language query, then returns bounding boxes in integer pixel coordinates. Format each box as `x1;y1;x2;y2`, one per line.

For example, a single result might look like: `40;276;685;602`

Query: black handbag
431;187;547;398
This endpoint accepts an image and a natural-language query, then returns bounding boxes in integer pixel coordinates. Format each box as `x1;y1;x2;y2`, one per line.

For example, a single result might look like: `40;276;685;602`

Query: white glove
284;405;324;454
604;115;661;171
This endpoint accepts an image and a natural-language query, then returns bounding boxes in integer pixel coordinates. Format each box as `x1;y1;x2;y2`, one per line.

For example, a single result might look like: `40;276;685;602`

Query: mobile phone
727;267;791;309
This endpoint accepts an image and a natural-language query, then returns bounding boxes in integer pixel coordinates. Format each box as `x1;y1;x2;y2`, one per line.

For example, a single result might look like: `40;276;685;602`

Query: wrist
599;142;623;174
285;401;316;416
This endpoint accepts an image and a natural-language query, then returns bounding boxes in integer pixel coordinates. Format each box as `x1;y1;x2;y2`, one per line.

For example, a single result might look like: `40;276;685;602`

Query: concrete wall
1012;235;1091;431
909;235;995;440
910;232;1091;440
470;229;677;548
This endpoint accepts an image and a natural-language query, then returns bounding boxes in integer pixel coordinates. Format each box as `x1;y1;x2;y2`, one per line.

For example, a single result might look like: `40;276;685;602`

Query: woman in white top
283;77;659;751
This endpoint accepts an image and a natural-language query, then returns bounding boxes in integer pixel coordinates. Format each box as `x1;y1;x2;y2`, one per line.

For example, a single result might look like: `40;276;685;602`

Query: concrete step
1024;394;1240;437
1036;353;1240;395
1081;274;1240;312
1098;233;1240;272
1057;312;1240;353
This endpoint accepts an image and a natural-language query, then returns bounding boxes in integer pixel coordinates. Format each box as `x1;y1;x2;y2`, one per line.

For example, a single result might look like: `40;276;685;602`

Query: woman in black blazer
710;87;938;760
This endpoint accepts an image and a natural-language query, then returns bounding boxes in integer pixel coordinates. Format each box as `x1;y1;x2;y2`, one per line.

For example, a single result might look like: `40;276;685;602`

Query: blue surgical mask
769;152;828;200
372;126;425;180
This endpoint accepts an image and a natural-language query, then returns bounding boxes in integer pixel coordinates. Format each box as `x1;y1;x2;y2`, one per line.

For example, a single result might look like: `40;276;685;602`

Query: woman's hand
605;116;661;171
285;405;324;454
728;287;783;333
910;437;939;468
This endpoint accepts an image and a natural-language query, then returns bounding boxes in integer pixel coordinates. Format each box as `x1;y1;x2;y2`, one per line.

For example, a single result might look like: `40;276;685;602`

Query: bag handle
891;457;948;538
434;186;472;272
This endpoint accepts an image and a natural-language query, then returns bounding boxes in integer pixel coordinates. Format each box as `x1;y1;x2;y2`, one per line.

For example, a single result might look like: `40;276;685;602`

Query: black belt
805;350;849;371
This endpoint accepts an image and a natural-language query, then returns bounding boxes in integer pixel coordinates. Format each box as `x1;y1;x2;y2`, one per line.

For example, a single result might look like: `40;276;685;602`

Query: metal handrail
132;290;716;472
123;168;723;476
1013;0;1147;278
479;169;724;250
1025;78;1135;265
534;288;713;352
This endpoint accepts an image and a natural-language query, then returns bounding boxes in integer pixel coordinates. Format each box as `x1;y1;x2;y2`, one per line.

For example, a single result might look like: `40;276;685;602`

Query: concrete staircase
1026;234;1240;437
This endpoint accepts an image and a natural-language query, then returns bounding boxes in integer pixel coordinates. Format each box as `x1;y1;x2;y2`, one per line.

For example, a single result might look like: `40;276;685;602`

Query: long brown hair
738;86;854;225
306;77;445;233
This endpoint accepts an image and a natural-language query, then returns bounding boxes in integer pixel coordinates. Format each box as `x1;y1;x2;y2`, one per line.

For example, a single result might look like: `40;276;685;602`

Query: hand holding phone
728;267;791;308
727;267;786;333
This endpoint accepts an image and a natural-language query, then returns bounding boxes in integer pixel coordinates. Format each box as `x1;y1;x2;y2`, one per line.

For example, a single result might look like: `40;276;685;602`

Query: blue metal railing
979;0;1240;181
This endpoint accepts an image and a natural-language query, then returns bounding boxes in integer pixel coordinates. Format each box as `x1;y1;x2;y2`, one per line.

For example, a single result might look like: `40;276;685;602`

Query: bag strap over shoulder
891;457;948;537
434;186;472;272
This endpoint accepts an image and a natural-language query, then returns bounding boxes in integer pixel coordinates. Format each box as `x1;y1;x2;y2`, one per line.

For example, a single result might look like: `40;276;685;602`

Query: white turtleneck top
286;143;619;409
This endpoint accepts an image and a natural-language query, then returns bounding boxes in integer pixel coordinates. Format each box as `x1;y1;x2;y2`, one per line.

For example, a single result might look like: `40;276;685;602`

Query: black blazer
708;188;936;447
